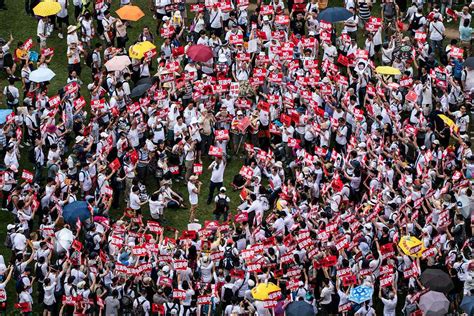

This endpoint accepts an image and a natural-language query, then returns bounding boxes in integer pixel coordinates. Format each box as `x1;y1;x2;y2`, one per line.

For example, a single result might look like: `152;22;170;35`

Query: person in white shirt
187;175;201;222
129;185;147;215
379;286;397;316
66;42;83;77
429;14;445;56
37;17;50;48
133;290;151;316
3;77;19;109
209;5;223;37
56;0;68;38
207;157;226;204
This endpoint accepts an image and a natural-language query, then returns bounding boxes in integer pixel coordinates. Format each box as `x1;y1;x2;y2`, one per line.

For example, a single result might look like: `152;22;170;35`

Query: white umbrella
29;68;56;83
456;195;471;218
105;55;131;72
419;291;449;316
55;228;74;253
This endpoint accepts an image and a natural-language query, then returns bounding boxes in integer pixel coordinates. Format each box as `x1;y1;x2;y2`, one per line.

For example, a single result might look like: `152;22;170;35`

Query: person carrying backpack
222;240;239;271
213;187;230;221
133;290;150;316
3;77;19;110
164;299;181;316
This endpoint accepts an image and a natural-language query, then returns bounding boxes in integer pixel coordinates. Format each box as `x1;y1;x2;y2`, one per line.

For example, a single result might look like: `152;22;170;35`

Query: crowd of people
0;0;474;315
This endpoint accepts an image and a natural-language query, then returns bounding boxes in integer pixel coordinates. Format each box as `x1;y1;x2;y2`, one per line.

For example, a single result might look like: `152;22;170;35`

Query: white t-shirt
188;182;198;205
210;161;225;183
129;192;141;210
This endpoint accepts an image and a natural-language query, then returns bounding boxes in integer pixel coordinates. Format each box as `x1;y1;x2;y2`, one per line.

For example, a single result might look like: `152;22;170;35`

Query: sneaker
1;208;8;211
58;33;63;39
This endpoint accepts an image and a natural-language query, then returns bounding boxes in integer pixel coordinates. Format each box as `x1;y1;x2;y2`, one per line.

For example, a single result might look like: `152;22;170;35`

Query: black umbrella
130;83;152;98
136;77;153;87
464;57;474;68
285;300;315;316
420;269;454;293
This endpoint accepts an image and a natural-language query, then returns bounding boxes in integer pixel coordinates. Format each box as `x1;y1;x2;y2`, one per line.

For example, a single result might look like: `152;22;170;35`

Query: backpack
215;195;228;213
453;61;463;80
5;87;14;103
223;246;239;270
383;2;396;18
409;14;422;31
133;297;147;316
222;286;234;303
35;263;45;282
85;51;97;68
85;232;99;251
165;302;180;316
15;276;26;294
345;123;353;142
120;294;133;310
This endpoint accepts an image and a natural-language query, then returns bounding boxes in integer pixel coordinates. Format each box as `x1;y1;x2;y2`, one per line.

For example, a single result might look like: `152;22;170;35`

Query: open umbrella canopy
317;7;353;23
420;269;454;293
419;291;449;316
186;44;213;62
55;228;74;252
438;114;459;133
376;66;401;75
398;235;425;257
130;83;152;98
62;201;91;225
0;109;13;124
29;68;55;83
105;55;132;72
464;57;474;68
251;282;281;301
461;295;474;316
348;285;374;304
129;41;156;59
285;300;315;316
33;1;61;16
116;5;145;21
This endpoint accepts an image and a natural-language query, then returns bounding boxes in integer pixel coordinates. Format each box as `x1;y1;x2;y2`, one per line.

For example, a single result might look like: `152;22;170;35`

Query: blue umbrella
317;7;354;23
0;109;13;124
62;201;90;225
348;285;374;304
461;296;474;316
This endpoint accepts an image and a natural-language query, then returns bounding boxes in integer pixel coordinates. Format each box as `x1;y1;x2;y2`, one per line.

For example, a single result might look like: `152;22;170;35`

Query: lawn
0;0;246;312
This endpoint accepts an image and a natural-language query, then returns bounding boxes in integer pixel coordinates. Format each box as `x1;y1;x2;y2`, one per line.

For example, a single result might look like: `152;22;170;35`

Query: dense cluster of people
0;0;474;315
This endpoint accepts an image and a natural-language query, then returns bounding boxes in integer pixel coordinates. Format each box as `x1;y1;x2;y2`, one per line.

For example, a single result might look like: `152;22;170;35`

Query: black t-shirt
291;19;305;36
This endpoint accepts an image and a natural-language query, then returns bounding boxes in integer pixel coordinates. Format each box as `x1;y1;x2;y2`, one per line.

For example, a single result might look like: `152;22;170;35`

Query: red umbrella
186;44;213;62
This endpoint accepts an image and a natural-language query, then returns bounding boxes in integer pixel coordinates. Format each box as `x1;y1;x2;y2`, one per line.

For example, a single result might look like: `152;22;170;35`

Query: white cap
237;110;243;115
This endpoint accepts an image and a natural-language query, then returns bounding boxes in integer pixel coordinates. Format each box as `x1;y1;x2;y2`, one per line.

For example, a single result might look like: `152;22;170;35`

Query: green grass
0;1;245;312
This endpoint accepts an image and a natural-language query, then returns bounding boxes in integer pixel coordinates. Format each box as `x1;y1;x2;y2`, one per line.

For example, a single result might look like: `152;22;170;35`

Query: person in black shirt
290;11;305;36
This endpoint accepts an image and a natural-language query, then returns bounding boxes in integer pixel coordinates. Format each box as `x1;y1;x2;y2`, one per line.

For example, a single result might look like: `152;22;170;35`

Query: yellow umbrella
251;282;281;301
33;1;61;17
438;114;459;133
128;41;156;59
375;66;401;76
116;5;145;22
398;236;425;258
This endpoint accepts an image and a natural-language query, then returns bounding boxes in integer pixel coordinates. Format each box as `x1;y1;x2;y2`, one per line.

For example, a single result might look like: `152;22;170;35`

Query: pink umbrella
186;44;213;62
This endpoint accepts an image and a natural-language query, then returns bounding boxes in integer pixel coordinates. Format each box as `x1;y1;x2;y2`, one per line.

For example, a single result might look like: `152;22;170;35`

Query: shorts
43;303;55;312
57;15;68;27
